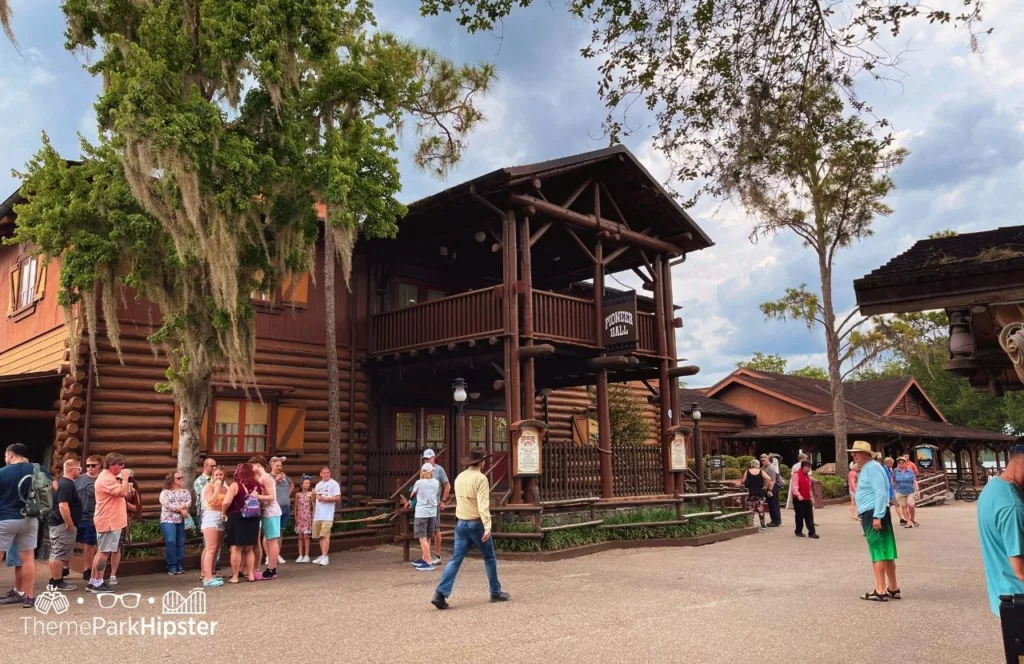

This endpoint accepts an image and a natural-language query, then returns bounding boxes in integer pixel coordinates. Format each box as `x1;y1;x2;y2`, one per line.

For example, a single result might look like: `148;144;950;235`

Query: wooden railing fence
538;443;602;501
612;442;664;497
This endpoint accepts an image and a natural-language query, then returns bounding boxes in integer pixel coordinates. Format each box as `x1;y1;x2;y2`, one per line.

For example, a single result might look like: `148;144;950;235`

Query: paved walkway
0;503;1004;663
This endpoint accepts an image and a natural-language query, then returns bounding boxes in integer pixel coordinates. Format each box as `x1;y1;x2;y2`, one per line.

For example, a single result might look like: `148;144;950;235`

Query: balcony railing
371;286;663;357
371;287;504;355
532;291;596;346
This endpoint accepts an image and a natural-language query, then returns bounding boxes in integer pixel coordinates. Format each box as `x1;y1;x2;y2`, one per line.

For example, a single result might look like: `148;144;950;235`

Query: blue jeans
435;520;502;598
160;522;186;572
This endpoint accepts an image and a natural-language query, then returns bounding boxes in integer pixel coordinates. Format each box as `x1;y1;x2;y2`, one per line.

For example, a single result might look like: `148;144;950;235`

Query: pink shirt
93;470;127;533
848;470;858;494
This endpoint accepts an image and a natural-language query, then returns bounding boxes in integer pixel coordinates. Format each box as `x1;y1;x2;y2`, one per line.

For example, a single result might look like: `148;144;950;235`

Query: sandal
860;591;888;602
912;521;920;528
227;578;240;584
886;588;901;599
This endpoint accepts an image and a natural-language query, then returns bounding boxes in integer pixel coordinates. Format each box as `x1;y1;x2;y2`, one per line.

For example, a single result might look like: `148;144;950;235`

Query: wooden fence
370;287;503;355
532;290;597;346
539;443;602;501
612;442;664;497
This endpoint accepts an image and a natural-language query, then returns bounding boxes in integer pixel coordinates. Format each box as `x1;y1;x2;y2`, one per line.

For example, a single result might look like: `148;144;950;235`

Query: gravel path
0;502;1003;663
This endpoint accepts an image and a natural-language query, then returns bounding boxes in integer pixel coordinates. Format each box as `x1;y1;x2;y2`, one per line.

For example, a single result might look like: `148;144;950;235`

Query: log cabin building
679;368;1017;485
1;146;710;515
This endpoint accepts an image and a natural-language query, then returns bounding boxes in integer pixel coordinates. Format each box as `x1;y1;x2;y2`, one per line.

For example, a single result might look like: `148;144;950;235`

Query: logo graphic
35;585;70;615
96;593;141;610
161;588;207;616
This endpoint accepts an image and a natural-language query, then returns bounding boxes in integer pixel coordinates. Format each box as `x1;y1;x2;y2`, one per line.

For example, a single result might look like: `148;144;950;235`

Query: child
407;463;440;571
293;476;314;563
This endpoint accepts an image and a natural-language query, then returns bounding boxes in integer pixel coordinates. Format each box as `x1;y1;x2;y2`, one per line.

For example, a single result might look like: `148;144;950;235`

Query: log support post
662;254;683;495
654;254;672;494
519;212;538;503
504;208;523;503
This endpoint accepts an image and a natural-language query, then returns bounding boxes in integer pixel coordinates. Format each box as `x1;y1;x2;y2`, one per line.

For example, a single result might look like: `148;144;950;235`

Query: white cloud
28;67;56;86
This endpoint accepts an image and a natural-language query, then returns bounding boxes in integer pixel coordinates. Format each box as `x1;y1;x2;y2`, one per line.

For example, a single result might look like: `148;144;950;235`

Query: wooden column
504;208;523;503
663;258;683;494
654;255;672;493
519;213;538;503
970;445;980;488
594;240;613;499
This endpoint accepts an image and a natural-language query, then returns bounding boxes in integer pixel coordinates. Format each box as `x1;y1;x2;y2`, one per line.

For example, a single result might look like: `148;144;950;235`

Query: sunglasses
86;464;99;468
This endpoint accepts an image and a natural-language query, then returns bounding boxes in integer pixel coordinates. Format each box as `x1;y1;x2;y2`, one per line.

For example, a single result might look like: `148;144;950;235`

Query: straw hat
847;440;873;454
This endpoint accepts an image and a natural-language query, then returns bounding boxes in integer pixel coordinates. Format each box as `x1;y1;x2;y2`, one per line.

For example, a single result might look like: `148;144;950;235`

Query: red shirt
794;469;812;501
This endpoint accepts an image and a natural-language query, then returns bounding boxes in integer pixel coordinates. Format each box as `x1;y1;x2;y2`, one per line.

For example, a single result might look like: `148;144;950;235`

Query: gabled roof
725;412;1016;442
854;226;1024;314
705;368;831;413
678;388;754;419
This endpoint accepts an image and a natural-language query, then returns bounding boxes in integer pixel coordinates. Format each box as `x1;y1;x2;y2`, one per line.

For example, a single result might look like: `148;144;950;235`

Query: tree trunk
176;387;207;490
817;250;848;469
324;226;343;488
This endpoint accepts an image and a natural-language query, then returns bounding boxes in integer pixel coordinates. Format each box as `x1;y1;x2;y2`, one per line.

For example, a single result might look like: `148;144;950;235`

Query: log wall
542;382;661;447
84;331;369;518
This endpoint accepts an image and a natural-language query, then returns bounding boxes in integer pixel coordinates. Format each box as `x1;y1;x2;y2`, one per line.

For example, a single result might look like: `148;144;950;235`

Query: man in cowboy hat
431;447;510;610
850;440;900;602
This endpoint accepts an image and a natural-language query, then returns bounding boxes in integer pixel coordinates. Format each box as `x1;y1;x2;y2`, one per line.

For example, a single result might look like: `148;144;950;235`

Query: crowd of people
0;443;346;606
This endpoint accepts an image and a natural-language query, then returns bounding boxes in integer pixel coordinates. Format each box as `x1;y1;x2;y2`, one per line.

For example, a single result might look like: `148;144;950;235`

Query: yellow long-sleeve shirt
453;466;492;531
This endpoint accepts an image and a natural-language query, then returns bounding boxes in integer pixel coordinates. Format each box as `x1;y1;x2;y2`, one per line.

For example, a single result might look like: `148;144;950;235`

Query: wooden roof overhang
368;145;714;290
854;226;1024;393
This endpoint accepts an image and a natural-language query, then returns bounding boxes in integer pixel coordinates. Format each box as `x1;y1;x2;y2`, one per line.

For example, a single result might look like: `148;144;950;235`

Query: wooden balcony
370;287;660;357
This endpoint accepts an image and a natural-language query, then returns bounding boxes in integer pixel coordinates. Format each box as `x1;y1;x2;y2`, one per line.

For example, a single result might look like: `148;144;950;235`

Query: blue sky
3;0;1023;386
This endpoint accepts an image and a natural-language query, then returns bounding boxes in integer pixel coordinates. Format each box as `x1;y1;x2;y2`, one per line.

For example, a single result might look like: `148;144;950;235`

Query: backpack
240;485;261;519
18;464;53;519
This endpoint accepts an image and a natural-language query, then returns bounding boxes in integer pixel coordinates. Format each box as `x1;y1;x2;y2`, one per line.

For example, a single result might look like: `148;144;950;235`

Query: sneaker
317;556;329;566
809;533;820;539
168;571;176;576
414;562;435;571
174;569;184;576
262;568;277;580
899;519;908;526
311;556;324;565
87;583;114;594
52;580;77;591
490;591;511;602
794;532;806;537
22;596;35;609
107;576;117;587
295;555;305;563
202;578;224;588
0;589;24;605
431;555;442;565
410;558;427;568
277;555;286;565
431;592;449;610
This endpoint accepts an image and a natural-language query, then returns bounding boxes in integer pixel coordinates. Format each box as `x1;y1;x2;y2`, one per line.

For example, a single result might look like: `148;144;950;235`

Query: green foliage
738;352;827;381
720;455;739;469
591;384;650;446
735;455;756;470
817;474;849;499
12;0;494;479
723;467;743;480
493;508;752;553
420;0;984;208
779;464;791;480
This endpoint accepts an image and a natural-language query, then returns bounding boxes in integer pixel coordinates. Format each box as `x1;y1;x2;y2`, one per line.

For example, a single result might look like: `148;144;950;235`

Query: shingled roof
842;378;913;416
678;388;754;419
726;413;1016;442
854;226;1024;314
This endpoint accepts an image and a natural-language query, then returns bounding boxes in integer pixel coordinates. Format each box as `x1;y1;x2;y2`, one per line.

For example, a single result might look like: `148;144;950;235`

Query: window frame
211;398;270;455
393;410;419;451
390;279;447;311
8;254;42;321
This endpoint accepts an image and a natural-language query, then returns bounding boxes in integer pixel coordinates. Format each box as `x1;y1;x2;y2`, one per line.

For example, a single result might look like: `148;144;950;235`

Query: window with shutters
251;271;310;308
212;399;268;454
468;415;487;445
394;411;417;450
7;254;46;319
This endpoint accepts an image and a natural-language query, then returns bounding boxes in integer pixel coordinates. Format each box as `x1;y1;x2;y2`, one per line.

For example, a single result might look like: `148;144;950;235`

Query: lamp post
453;378;469;468
692;402;705;494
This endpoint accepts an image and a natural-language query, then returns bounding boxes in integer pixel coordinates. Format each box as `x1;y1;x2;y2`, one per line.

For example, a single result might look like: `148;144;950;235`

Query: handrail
534;289;593;305
371;287;504;355
373;285;500;316
388;447;449;502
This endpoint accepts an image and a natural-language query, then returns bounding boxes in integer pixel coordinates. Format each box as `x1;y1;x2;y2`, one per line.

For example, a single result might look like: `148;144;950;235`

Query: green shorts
859;508;898;562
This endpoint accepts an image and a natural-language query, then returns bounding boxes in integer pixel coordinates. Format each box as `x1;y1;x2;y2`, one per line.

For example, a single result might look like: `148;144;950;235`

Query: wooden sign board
708;455;725;469
602;290;638;351
511;419;547;477
667;425;692;472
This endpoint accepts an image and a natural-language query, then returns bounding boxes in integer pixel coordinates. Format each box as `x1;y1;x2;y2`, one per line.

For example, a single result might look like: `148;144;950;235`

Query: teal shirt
977;477;1024;615
854;460;890;519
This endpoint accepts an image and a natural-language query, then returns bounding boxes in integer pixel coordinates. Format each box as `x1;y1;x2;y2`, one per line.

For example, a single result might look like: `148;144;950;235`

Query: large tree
421;0;985;204
11;0;492;486
725;81;905;467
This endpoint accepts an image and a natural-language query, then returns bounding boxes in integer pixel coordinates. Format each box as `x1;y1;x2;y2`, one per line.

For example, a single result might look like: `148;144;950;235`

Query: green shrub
721;455;739;468
817;474;849;499
735;455;756;470
493;507;753;552
779;464;791;479
723;467;743;480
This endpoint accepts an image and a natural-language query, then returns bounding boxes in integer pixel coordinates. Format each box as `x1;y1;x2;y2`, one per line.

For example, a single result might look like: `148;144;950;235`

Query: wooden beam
470;185;506;219
530;221;553;247
604;244;632;265
0;408;57;420
564;227;598;264
513;193;683;255
668;365;701;378
561;178;592;209
600;182;632;230
631;266;653;285
518;343;555;359
584;356;640;370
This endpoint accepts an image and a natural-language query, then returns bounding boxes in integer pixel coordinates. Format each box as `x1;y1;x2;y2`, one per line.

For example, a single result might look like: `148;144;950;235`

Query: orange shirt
93;470;128;533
